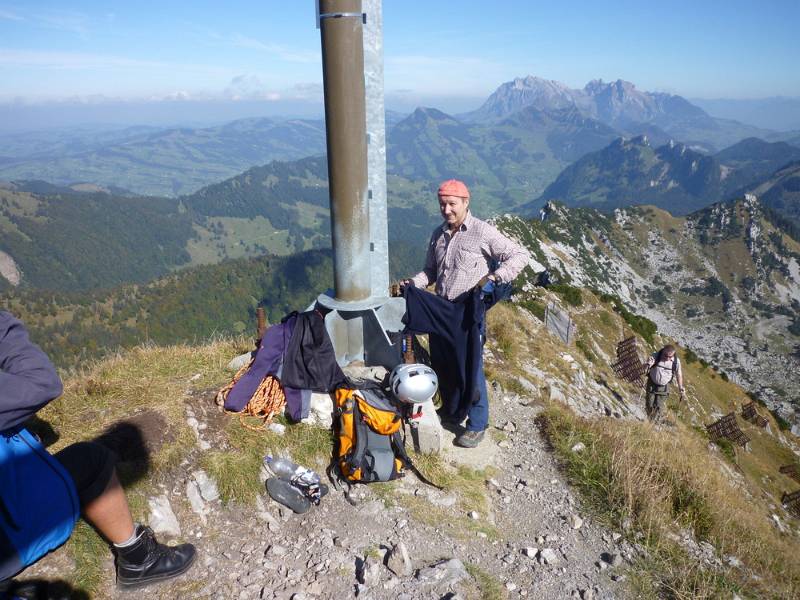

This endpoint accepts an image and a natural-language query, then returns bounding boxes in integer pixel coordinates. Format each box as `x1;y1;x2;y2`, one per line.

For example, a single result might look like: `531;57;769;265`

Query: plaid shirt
411;212;530;301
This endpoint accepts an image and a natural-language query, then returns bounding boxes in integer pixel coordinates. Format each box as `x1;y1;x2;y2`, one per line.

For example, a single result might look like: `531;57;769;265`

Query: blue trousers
466;323;490;431
404;287;502;432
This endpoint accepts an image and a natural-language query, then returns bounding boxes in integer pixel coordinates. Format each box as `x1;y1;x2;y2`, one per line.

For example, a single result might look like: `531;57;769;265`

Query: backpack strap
391;430;443;490
346;398;369;477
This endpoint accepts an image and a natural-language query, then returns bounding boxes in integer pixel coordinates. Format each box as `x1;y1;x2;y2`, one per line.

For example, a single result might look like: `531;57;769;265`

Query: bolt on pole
318;0;371;302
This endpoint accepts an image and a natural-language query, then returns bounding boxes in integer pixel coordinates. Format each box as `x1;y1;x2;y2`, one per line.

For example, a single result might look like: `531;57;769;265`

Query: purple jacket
225;315;297;413
0;312;63;432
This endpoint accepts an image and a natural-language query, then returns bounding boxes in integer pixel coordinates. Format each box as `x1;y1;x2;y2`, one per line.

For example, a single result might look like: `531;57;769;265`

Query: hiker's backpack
333;388;410;483
0;427;80;580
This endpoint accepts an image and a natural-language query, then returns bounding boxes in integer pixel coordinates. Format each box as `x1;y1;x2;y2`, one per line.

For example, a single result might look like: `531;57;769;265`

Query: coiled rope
216;360;287;431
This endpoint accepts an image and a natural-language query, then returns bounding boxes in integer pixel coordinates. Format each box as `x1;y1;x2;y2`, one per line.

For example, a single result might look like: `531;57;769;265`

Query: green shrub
550;284;583;307
519;299;546;321
576;338;596;363
770;410;792;431
713;437;737;464
595;291;657;343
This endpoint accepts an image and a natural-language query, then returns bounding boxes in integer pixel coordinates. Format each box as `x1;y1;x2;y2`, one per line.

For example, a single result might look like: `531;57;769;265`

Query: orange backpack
333;388;408;483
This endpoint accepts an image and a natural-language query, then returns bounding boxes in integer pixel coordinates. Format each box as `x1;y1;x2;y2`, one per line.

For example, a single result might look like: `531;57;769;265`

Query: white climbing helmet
389;363;438;404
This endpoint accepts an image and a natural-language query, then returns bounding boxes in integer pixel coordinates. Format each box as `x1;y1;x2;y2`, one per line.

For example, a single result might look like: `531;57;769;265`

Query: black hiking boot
115;525;196;589
454;429;485;448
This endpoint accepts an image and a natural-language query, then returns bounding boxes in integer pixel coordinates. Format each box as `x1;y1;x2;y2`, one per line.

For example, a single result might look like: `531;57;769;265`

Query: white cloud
0;49;153;69
0;9;23;21
0;49;167;70
230;33;319;63
0;7;92;35
221;75;322;102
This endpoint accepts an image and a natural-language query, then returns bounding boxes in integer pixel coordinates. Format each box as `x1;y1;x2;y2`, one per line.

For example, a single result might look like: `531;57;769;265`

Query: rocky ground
19;379;638;600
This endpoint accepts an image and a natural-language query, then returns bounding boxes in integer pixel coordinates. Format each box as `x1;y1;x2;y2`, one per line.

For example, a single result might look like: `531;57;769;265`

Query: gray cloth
0;312;63;432
645;381;669;420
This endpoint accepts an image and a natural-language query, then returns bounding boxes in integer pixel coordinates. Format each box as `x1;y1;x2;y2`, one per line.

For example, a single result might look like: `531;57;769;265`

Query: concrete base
404;399;443;454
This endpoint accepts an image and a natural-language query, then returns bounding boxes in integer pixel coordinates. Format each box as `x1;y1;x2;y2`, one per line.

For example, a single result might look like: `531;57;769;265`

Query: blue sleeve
0;311;63;431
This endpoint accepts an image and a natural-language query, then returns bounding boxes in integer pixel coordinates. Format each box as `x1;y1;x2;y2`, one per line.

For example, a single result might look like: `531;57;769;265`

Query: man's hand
477;274;497;295
390;280;413;297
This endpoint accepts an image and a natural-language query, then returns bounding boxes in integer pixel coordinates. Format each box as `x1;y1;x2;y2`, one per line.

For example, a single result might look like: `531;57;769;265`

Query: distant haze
690;97;800;132
0;94;493;133
3;89;800;135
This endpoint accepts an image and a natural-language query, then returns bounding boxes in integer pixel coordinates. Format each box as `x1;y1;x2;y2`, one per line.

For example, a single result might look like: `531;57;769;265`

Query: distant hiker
644;344;686;421
0;312;196;589
401;179;529;448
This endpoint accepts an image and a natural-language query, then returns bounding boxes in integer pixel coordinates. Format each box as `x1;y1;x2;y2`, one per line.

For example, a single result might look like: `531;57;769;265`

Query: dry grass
487;302;526;362
34;338;246;594
465;563;506;600
202;417;332;505
539;402;800;599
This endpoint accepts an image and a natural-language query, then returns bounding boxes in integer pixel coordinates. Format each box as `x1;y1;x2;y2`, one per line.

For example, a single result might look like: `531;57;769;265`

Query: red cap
437;179;470;199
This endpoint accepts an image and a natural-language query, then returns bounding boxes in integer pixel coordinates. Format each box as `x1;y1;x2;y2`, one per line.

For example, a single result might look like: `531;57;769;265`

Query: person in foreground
403;179;529;448
644;344;686;422
0;311;196;590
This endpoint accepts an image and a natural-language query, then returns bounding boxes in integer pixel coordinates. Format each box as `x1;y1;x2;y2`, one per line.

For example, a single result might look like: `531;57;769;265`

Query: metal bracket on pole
315;292;406;368
319;11;366;22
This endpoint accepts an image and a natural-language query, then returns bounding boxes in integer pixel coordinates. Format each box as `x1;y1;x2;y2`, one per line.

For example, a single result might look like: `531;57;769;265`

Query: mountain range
530;136;800;220
387;105;620;209
462;76;773;151
1;75;791;202
0;156;436;293
3;129;800;294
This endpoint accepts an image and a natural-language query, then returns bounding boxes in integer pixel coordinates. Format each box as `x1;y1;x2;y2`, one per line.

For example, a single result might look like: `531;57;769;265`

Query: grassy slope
521;289;800;599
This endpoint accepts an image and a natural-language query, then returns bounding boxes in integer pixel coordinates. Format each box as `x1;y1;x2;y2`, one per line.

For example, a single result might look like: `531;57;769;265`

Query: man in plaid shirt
403;179;529;447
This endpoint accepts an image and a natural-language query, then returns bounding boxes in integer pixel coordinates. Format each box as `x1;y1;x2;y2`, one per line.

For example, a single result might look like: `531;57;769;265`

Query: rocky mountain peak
464;75;714;138
462;75;581;122
584;78;638;98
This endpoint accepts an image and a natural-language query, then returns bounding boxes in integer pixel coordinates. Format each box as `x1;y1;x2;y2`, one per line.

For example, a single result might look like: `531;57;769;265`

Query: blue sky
0;1;798;127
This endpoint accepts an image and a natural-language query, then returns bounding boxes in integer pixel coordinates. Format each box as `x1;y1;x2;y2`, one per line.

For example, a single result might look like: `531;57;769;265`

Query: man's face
439;194;469;228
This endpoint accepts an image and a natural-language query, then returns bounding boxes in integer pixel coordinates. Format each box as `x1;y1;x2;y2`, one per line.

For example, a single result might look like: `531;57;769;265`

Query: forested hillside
0;187;193;290
2;250;333;367
0;159;436;293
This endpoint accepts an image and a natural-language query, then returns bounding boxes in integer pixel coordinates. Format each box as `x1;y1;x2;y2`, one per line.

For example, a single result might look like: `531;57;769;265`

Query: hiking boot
115;525;196;589
454;429;485;448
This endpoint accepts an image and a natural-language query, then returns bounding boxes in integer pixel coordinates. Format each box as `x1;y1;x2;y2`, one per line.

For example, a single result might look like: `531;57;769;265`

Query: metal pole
319;0;371;302
363;0;389;297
